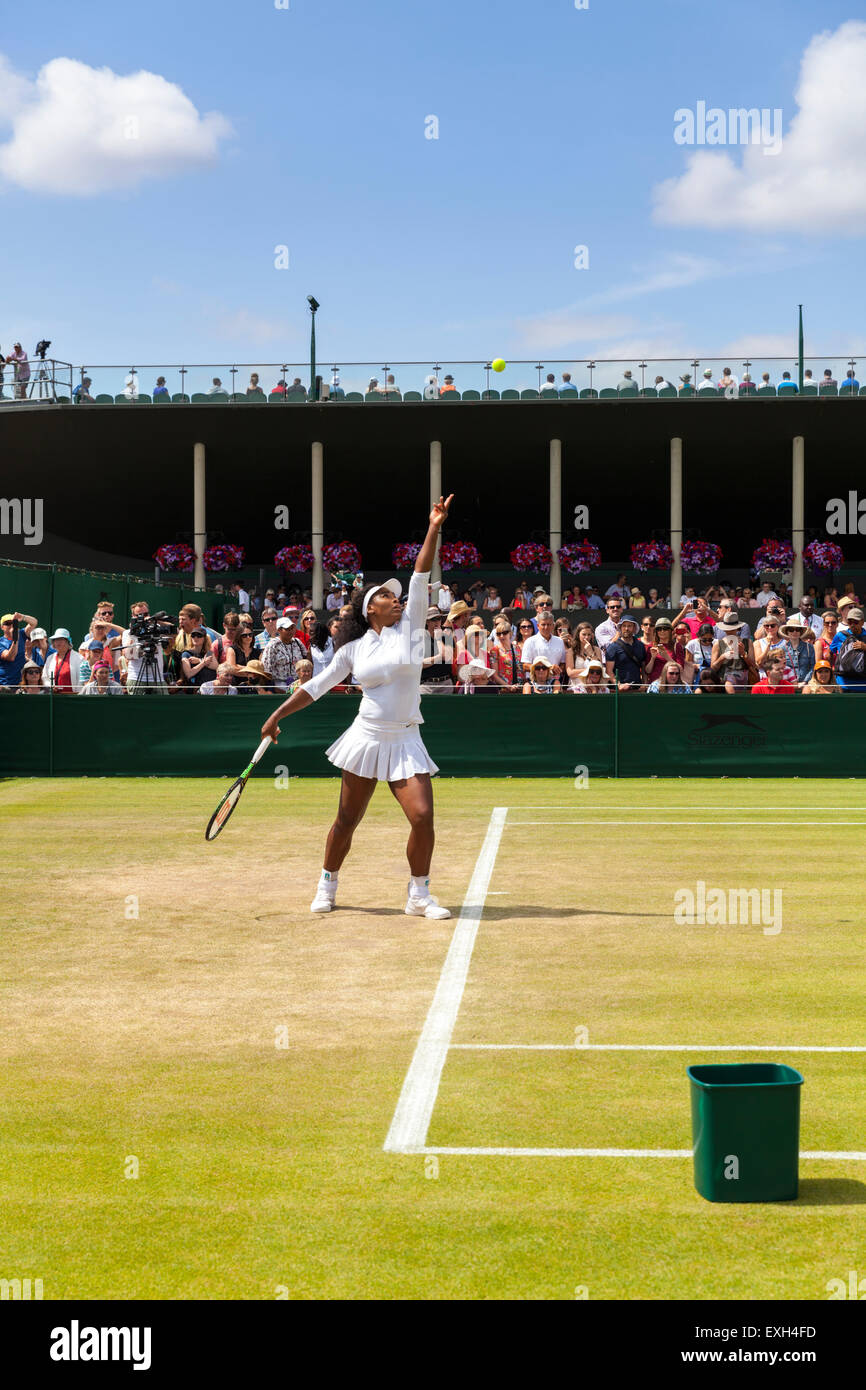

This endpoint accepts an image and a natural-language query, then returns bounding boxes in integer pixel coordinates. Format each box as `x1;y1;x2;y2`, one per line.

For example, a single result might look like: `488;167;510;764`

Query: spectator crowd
3;575;866;695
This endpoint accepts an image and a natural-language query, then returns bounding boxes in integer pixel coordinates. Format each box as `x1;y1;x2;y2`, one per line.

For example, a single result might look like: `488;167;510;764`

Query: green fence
0;560;223;641
1;693;863;778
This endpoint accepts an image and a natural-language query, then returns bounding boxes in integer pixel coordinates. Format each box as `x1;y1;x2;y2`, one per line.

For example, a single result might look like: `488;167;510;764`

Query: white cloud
653;21;866;234
517;311;639;352
0;54;232;195
209;307;289;344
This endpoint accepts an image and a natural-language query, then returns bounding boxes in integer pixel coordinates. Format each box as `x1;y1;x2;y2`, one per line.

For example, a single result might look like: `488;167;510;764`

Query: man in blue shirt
830;607;866;690
585;586;606;610
776;371;798;391
0;611;38;686
844;370;860;390
559;372;578;393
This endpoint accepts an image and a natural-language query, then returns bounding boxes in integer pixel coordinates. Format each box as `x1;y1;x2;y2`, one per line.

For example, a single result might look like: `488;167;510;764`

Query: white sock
319;869;338;893
410;874;431;898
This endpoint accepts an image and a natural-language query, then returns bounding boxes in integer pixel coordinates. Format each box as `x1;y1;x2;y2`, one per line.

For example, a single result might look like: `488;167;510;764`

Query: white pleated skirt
325;714;439;781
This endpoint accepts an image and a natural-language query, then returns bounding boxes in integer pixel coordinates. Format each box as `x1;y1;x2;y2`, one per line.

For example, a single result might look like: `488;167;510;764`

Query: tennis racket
205;736;272;842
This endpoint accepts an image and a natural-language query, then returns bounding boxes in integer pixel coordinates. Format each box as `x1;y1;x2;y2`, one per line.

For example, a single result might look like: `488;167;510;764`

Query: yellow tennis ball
491;358;506;373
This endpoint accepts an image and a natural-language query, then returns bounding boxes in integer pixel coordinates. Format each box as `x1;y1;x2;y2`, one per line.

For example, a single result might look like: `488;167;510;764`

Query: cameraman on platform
119;600;175;695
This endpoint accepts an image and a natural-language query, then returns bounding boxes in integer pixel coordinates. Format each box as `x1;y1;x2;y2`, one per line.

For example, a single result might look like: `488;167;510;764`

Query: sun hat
846;607;864;622
50;628;71;642
654;617;673;630
457;658;491;682
836;595;854;611
529;655;554;669
425;606;441;621
780;615;808;636
721;615;742;632
1;613;16;624
234;659;269;681
362;578;401;620
580;659;603;674
20;659;41;674
447;599;471;621
616;614;638;628
29;627;47;640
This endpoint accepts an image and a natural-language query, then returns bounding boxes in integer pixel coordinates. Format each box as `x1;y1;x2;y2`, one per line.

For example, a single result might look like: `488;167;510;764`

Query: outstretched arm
415;495;453;572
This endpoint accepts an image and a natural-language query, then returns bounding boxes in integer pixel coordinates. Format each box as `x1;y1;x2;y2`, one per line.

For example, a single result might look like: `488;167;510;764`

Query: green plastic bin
688;1063;803;1203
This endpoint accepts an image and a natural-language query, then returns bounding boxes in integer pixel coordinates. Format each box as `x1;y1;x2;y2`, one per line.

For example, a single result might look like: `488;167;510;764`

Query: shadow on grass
477;905;672;920
795;1178;866;1206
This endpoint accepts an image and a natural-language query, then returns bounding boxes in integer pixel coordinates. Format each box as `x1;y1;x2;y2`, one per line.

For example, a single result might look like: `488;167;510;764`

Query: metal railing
2;357;864;405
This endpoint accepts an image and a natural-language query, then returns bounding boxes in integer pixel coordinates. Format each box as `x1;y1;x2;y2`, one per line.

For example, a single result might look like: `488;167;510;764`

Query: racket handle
251;736;273;766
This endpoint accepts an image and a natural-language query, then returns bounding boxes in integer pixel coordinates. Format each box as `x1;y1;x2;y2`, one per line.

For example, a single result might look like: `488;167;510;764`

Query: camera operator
120;604;176;695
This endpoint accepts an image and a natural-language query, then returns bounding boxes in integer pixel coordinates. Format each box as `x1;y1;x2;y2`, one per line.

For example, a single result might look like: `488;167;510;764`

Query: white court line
505;811;866;822
418;1147;866;1161
450;1043;866;1052
383;806;507;1154
514;805;866;812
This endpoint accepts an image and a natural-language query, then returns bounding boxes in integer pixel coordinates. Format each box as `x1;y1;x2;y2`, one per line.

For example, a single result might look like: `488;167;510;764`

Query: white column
312;441;324;608
193;442;206;590
670;437;682;607
430;440;442;584
549;439;562;606
792;435;805;602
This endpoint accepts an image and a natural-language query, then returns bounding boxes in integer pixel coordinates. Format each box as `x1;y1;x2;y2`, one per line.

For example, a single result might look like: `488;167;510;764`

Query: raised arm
415;495;453;573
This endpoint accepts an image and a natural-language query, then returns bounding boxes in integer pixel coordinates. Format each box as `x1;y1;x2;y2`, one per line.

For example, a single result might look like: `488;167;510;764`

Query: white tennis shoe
404;889;451;920
310;886;337;913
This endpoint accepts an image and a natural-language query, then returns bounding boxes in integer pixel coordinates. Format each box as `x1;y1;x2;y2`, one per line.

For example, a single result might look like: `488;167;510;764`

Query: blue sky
2;0;865;385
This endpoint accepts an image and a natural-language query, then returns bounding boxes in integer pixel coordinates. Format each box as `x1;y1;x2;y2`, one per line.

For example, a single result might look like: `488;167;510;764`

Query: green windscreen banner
0;693;863;778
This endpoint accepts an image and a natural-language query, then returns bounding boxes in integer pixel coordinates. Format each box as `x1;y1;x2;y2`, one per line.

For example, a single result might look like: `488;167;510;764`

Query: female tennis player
261;494;454;917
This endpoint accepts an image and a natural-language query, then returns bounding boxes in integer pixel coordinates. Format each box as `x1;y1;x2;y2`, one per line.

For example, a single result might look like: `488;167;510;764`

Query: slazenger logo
50;1320;152;1371
687;714;766;750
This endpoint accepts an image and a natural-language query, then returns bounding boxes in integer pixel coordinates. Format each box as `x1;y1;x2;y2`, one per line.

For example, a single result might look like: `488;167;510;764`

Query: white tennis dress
303;569;439;782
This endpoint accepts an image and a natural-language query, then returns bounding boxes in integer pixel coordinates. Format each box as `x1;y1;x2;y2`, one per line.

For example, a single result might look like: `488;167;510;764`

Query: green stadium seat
439;391;462;401
520;389;539;399
599;388;617;399
55;395;70;403
757;386;776;396
839;383;857;396
500;389;519;400
192;393;209;403
211;392;229;403
114;394;132;404
230;392;248;403
248;390;266;402
639;387;658;398
461;389;481;401
698;387;719;398
658;387;677;398
153;392;171;403
481;389;500;401
777;383;798;395
819;384;838;397
95;394;114;404
172;393;190;403
345;392;363;402
678;386;695;397
364;392;385;402
268;392;288;403
860;386;866;397
136;394;152;403
559;390;580;399
540;388;559;399
579;388;598;400
802;384;818;396
618;387;639;398
403;390;422;401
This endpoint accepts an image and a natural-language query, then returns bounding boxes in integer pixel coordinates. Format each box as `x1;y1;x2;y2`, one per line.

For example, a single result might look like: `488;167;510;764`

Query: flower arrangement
804;540;844;571
681;541;723;574
630;541;673;572
557;540;602;573
153;543;194;572
274;544;315;572
203;543;245;572
440;541;482;570
323;541;362;571
751;539;794;575
509;542;552;572
392;542;422;569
